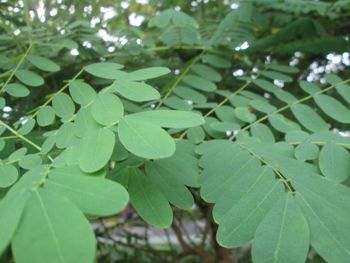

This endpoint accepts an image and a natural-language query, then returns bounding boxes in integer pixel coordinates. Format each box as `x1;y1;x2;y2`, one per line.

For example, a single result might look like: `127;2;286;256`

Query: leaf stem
178;80;252;139
156;51;205;109
0;43;33;94
233;78;350;138
238;142;294;192
0;119;53;162
31;69;84;118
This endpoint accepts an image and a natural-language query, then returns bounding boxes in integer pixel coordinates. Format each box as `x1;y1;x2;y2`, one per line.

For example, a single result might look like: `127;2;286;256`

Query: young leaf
128;168;173;228
12;189;96;263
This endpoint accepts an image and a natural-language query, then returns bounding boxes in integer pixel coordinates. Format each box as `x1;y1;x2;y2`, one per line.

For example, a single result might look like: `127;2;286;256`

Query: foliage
0;0;350;262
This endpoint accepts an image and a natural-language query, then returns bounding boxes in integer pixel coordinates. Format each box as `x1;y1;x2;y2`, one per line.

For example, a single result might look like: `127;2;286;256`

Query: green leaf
291;104;328;132
261;71;293;82
126;110;204;128
299;81;320;95
0;163;18;188
69;80;96;106
187;126;205;144
202;54;231;68
145;162;194;209
15;69;44;87
172;10;198;28
251;123;275;143
273;89;297;104
173;85;207;104
294;174;350;263
295;142;319;161
52;93;75;120
18;154;42;170
268;114;300;133
37;106;55;127
12;189;96;263
127;67;170;80
5;83;30;97
118;116;175;159
164;96;193;111
267;63;299;73
314;94;350;123
55;122;76;149
215;166;285;247
18;117;35;135
0;193;30;255
8;147;27;162
234;107;256;123
73;106;101;138
148;9;172;28
182;75;216;92
84;62;125;79
27;55;60;72
252;194;309;263
249;99;276;114
253;79;279;93
192;64;222;82
128;168;173;228
45;171;128;216
149;140;200;187
91;93;124;126
0;97;5;109
319;142;350;182
336;83;350;104
109;79;160;102
200;143;260;202
79;128;115;173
